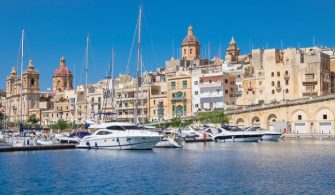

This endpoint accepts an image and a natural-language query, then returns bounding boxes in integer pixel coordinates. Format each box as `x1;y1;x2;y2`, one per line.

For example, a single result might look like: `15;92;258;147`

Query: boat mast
134;6;142;126
19;30;24;124
85;34;89;122
111;48;115;113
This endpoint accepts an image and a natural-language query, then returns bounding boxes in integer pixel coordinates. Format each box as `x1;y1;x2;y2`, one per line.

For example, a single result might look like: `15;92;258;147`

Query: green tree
27;114;39;124
51;119;68;130
195;110;229;126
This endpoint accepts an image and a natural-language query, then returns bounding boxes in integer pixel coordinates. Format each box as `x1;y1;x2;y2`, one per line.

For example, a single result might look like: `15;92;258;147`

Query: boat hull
215;134;262;142
155;137;184;148
77;136;161;150
262;134;282;141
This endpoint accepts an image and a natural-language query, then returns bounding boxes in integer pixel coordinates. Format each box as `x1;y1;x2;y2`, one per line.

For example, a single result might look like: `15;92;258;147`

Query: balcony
302;92;318;97
199;82;222;88
302;80;317;86
171;96;186;101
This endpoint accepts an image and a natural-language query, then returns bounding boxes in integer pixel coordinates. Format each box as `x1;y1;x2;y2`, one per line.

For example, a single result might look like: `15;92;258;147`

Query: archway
291;110;308;134
315;107;334;134
267;114;277;131
236;118;245;128
251;116;260;126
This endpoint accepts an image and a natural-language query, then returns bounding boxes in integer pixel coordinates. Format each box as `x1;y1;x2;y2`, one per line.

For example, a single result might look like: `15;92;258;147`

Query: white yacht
77;122;161;150
204;125;263;142
245;126;282;142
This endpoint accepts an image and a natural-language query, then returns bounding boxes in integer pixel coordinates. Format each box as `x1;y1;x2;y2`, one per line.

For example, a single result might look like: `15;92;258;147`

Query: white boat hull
262;134;282;141
155;137;184;148
215;135;262;142
77;136;160;150
37;140;54;145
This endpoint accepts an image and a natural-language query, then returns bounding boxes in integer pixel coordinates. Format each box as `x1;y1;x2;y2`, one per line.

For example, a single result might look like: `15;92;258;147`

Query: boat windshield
106;125;142;131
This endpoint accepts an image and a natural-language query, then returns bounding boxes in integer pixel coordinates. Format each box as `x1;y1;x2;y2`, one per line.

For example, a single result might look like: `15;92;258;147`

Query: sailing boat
77;6;161;150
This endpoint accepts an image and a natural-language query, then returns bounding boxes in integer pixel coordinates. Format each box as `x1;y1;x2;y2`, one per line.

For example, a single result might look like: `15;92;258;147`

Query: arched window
190;48;193;54
184;49;186;55
31;78;35;86
271;81;274;86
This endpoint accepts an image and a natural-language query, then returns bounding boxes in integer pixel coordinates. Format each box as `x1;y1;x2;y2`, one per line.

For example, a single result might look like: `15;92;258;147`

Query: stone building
237;47;333;106
6;60;41;122
192;58;237;113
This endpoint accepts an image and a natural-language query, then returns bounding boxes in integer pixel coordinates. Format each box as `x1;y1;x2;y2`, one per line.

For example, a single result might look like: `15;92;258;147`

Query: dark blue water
1;140;334;194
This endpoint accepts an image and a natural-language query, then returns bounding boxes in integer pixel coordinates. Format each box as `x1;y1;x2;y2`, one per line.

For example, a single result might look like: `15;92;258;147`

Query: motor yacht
77;122;161;150
204;125;263;142
245;126;282;141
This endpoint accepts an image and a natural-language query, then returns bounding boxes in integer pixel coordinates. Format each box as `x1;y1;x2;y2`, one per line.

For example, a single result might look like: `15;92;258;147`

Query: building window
277;72;280;77
277;81;281;88
216;89;220;94
98;105;101;110
225;90;228;94
259;81;262;86
323;114;327;120
271;81;275;86
209;80;212;84
252;91;255;95
91;97;94;102
271;72;274;77
286;89;289;93
194;81;198;85
272;90;275;94
195;104;198;108
285;80;289;85
195;91;198;95
184;49;186;55
298;115;302;120
171;82;176;90
225;79;228;83
153;100;156;105
182;80;187;89
190;48;193;54
98;97;101;102
200;80;203;84
153;110;156;115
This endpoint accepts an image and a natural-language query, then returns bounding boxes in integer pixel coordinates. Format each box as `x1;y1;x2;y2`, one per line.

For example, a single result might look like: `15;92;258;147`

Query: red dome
53;66;72;76
53;57;72;76
182;25;199;45
183;34;199;43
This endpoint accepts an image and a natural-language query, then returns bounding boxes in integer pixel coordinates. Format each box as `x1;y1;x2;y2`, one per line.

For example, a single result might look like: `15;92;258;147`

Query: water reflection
0;140;334;194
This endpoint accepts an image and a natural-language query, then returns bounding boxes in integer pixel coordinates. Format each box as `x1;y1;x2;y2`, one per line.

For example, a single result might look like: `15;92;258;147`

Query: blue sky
0;0;334;90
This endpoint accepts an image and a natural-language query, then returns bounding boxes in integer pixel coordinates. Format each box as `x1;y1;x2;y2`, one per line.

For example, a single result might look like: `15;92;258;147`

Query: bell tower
181;25;200;60
22;60;39;93
225;36;240;63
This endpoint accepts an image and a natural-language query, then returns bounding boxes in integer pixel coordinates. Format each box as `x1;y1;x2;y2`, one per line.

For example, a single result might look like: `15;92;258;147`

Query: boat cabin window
106;126;125;131
96;131;113;135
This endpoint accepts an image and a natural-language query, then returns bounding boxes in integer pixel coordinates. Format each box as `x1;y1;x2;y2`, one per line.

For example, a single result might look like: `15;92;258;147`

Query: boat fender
116;138;119;142
86;141;90;147
95;142;98;149
127;137;131;141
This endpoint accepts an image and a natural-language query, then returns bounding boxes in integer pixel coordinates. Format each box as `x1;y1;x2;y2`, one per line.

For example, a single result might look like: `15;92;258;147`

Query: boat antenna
134;5;142;126
19;30;24;126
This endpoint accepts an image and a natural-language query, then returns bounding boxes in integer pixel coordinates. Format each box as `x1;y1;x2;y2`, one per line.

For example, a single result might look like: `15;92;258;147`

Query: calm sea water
0;140;334;194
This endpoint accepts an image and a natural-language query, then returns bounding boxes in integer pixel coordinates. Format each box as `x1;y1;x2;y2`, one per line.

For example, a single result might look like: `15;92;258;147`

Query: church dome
182;25;199;45
53;57;72;76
